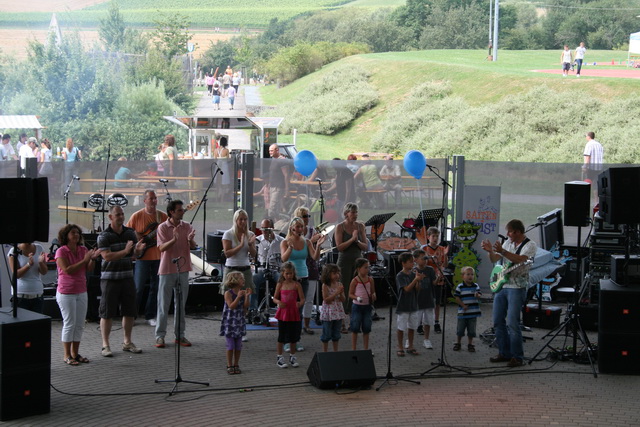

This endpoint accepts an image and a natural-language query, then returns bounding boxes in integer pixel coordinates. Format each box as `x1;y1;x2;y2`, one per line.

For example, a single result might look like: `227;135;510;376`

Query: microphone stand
100;143;111;230
155;258;209;395
425;163;451;235
421;259;471;375
316;179;325;224
160;180;173;204
377;275;420;391
63;176;76;224
190;162;221;281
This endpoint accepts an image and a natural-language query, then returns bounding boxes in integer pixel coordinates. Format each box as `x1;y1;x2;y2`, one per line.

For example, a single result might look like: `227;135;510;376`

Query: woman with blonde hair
222;209;257;297
281;215;325;349
61;138;81;195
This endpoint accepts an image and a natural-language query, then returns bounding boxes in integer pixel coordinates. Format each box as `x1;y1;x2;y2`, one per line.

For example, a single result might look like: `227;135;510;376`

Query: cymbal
321;247;336;255
261;227;280;232
319;224;335;236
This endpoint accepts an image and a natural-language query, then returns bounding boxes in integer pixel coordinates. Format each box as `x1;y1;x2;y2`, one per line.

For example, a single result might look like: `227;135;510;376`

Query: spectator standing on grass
575;42;586;77
560;45;573;77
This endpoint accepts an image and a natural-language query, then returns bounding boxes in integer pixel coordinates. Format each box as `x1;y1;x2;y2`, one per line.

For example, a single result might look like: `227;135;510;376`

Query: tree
152;12;193;59
99;1;126;51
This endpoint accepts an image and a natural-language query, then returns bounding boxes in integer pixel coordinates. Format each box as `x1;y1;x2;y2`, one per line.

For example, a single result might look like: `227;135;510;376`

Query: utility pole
492;0;499;61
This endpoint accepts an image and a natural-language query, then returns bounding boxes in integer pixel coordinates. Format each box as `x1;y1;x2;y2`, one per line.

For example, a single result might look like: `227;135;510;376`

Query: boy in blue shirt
453;266;482;352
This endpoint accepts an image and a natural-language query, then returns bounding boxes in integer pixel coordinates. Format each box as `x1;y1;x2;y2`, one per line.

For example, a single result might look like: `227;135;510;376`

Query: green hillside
264;50;639;161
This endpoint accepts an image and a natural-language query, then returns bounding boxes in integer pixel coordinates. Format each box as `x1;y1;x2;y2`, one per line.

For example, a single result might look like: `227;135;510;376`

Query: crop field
0;0;355;29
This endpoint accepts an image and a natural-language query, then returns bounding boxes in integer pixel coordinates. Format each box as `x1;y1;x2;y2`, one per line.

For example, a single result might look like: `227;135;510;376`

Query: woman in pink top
55;224;101;365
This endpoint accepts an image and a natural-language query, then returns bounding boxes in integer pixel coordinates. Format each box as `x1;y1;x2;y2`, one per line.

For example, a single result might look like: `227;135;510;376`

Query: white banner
451;185;501;293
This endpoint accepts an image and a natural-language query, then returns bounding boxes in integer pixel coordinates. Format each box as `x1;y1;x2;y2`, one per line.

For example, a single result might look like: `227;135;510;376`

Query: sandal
453;343;461;351
74;354;90;363
468;344;476;352
407;348;420;356
234;366;241;374
303;327;315;335
64;356;79;366
227;366;235;375
396;349;405;357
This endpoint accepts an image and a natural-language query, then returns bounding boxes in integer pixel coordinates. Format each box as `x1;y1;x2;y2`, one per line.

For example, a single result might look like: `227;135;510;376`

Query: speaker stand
528;225;597;377
376;276;420;391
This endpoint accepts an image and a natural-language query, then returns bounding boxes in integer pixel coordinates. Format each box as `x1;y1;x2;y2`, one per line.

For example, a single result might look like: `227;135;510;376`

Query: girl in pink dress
273;262;305;368
320;264;346;352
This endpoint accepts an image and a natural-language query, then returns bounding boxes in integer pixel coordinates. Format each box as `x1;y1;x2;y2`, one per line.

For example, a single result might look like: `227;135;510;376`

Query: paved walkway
8;300;640;426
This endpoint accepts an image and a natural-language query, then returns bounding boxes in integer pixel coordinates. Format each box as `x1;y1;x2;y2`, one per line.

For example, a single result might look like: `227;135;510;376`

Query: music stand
364;213;395;251
414;208;444;243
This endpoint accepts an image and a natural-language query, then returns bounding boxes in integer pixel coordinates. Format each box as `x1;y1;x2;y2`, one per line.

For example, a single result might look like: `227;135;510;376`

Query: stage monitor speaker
206;232;225;263
0;310;51;421
564;181;590;227
307;350;376;389
0;178;49;244
599;279;640;332
597;332;640;374
598;167;640;224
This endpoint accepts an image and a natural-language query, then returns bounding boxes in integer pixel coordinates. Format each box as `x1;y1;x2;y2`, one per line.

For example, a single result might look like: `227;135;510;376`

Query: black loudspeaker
564;181;590;227
0;178;49;244
307;350;376;389
598;167;640;224
0;310;51;421
598;280;640;374
206;232;225;262
18;157;38;178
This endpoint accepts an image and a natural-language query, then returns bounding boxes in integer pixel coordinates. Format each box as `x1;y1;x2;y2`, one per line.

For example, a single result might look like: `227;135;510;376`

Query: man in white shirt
582;131;604;197
19;137;37;175
575;42;586;77
252;218;283;311
0;134;17;161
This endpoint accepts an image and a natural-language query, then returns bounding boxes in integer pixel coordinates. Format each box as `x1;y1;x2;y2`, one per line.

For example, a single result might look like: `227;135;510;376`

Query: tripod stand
528;224;597;377
155;259;209;394
376;276;420;391
421;262;471;375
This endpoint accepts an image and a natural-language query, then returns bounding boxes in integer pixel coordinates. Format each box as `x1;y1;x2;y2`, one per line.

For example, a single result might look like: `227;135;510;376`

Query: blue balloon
294;150;318;177
403;150;426;179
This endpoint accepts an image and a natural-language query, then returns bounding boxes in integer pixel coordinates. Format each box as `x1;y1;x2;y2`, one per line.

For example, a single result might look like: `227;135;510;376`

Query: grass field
264;50;639;159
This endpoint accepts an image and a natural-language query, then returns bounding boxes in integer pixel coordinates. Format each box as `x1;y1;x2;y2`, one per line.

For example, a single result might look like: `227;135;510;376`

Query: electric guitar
138;200;200;258
489;259;533;293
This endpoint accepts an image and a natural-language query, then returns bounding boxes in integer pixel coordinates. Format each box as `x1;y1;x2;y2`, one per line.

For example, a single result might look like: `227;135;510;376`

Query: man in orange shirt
127;190;168;326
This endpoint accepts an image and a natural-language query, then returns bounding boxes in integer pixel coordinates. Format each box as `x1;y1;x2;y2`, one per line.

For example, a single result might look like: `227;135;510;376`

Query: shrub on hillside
373;83;640;163
274;65;378;135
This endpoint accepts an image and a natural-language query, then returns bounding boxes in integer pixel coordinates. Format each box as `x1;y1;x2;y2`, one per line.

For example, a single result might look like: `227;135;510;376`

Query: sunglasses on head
301;214;310;218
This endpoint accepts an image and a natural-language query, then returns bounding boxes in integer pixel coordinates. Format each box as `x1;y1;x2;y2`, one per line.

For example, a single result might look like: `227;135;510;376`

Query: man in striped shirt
583;131;604;197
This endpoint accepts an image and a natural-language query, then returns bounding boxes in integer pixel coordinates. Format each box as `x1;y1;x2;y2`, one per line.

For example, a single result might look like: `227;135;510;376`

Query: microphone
213;161;224;175
498;234;507;243
159;179;169;183
315;178;323;182
73;175;80;180
172;256;182;263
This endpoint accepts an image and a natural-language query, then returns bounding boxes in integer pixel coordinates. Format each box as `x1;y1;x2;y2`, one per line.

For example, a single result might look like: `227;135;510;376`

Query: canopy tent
628;32;640;67
0;115;45;139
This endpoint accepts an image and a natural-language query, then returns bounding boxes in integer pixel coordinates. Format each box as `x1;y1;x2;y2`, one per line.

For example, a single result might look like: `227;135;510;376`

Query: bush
274;64;378;135
373;82;640;163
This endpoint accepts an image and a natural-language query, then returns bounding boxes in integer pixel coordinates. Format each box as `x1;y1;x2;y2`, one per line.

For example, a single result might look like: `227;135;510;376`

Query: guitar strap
500;238;530;266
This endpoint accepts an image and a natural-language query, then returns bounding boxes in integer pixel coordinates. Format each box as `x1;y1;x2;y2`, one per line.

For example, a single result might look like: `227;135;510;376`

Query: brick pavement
6;301;640;426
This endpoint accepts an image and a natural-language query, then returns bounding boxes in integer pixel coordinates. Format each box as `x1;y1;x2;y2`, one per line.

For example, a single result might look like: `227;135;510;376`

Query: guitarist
481;219;536;368
127;190;168;327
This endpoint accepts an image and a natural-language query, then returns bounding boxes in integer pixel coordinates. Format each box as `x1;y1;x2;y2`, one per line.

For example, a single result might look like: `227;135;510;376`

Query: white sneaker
147;319;157;327
242;336;248;342
289;355;299;368
423;339;433;349
296;343;304;352
284;343;290;352
404;339;409;349
276;355;287;368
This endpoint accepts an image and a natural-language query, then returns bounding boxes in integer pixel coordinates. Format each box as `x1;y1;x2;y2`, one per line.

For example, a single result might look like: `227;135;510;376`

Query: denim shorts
350;304;372;334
